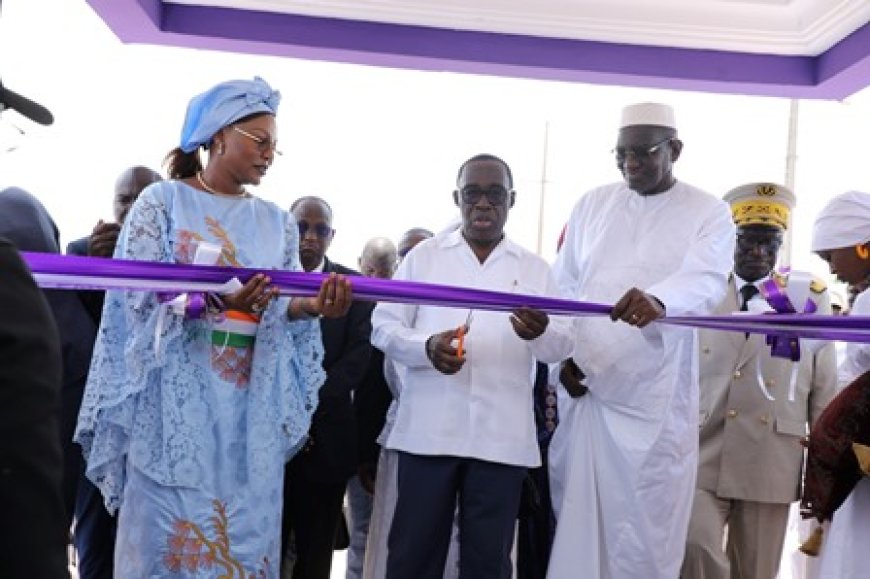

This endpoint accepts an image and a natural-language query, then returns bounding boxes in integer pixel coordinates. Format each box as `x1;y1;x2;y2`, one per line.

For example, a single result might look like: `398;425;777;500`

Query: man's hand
559;358;588;398
311;272;353;319
426;327;467;375
358;463;377;495
610;287;665;328
87;220;121;257
510;306;549;340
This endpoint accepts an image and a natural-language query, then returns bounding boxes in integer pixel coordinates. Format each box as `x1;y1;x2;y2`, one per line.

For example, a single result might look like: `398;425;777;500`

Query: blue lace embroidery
74;183;325;512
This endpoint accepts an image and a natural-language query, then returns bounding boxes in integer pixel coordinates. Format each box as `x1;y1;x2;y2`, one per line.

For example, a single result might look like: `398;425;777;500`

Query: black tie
740;284;759;312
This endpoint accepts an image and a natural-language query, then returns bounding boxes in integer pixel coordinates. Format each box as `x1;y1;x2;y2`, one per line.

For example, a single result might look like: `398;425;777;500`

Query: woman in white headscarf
809;190;870;579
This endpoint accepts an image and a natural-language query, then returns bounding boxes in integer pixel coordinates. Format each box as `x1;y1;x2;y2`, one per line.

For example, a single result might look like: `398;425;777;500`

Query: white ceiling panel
171;0;870;55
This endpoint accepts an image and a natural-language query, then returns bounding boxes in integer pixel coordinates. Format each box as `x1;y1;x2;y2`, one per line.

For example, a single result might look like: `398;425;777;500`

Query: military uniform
682;183;838;579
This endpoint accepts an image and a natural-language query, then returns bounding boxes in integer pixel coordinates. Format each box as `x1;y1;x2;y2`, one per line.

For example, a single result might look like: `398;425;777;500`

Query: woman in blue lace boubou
74;77;351;578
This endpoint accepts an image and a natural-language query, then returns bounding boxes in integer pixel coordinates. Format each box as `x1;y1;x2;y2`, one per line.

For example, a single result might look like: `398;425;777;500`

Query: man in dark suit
66;165;162;579
282;196;374;579
0;238;69;578
67;166;162;320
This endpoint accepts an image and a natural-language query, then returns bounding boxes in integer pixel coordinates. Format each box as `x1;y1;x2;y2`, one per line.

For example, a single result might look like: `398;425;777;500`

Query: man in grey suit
681;183;838;579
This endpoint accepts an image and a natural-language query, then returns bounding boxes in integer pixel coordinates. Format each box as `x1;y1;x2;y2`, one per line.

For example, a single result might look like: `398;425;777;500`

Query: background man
549;103;735;578
371;154;572;579
67;165;163;318
681;183;837;579
346;236;397;579
283;196;373;579
396;228;433;262
68;165;163;258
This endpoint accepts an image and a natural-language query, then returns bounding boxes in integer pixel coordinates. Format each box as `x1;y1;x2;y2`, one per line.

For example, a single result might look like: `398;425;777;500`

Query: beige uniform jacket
696;279;838;504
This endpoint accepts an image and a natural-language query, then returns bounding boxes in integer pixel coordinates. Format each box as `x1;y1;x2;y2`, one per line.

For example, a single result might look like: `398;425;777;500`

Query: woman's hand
222;274;278;315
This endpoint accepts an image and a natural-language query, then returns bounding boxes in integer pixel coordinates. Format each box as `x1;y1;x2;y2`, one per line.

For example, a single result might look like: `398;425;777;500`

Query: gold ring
251;302;264;314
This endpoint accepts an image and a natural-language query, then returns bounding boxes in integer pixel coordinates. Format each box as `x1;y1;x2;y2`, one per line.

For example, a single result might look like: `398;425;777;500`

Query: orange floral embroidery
164;500;269;578
211;345;253;388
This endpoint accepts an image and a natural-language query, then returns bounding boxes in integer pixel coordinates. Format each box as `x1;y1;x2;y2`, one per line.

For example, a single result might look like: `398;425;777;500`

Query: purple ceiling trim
815;21;870;99
85;0;869;99
85;0;162;41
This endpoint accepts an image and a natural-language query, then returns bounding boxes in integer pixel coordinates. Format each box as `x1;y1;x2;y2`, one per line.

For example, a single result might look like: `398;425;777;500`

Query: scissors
456;310;473;358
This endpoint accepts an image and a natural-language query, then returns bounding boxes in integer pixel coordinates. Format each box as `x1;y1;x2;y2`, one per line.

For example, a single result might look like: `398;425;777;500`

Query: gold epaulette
810;276;827;294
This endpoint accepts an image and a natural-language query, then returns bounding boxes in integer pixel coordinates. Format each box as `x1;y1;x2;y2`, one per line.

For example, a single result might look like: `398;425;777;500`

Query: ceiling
86;0;870;99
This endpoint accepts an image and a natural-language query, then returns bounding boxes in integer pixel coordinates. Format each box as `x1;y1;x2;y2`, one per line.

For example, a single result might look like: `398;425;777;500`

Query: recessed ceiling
174;0;863;56
86;0;870;99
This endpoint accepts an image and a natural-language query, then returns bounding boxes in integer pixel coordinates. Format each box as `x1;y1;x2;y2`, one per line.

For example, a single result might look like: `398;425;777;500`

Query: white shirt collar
733;273;770;292
440;227;522;258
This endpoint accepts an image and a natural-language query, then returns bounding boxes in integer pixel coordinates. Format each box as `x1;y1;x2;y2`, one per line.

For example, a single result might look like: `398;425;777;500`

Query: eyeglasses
298;221;333;238
736;233;783;252
612;137;673;162
459;185;511;206
232;125;282;156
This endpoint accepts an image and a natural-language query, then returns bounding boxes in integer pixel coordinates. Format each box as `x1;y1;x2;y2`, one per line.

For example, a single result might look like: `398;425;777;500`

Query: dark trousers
516;458;556;579
281;457;348;579
386;452;526;579
73;474;116;579
60;384;85;528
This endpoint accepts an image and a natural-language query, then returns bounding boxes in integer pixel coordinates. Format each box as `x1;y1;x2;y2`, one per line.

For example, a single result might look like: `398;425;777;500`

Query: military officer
681;182;838;579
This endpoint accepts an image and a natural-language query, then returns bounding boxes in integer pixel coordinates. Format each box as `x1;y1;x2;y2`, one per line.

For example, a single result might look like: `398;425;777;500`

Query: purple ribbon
21;252;870;343
185;293;207;320
157;292;209;320
758;277;820;361
23;252;611;316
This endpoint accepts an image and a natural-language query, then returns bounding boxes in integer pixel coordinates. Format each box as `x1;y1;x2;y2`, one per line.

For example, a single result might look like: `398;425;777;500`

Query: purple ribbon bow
759;276;818;361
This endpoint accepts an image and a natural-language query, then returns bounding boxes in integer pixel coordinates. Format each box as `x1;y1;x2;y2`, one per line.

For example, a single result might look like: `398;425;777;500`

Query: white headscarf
811;191;870;252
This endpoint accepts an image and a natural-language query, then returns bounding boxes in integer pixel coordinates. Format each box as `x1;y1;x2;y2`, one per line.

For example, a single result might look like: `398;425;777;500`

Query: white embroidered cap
724;182;796;230
619;102;677;130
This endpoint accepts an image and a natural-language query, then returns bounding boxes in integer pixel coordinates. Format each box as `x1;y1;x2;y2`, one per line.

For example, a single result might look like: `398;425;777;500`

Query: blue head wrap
179;76;281;153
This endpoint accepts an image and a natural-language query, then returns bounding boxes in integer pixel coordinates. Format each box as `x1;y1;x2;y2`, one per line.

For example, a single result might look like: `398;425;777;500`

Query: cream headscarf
811;191;870;252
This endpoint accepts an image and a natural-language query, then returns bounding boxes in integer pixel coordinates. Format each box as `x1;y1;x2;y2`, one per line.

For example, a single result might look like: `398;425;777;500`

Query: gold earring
857;245;870;260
